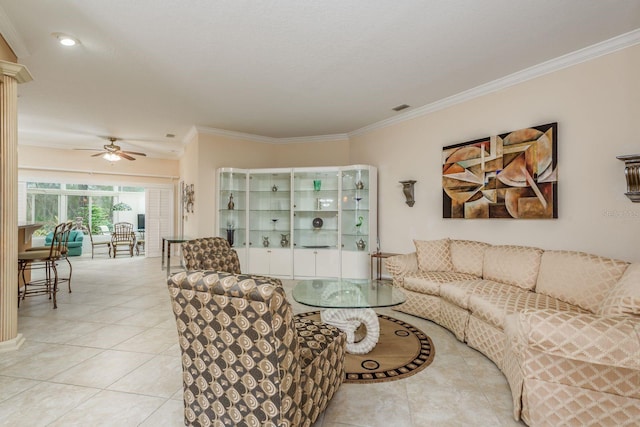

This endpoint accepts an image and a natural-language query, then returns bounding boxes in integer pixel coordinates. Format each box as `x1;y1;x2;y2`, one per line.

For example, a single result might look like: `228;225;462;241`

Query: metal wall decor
617;154;640;202
400;180;416;207
183;183;195;213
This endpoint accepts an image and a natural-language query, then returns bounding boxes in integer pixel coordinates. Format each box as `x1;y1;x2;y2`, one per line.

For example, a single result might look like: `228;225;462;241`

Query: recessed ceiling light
52;32;80;47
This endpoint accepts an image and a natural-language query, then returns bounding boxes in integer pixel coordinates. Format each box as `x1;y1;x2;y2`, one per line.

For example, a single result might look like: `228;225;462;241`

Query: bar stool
18;222;66;309
26;221;74;293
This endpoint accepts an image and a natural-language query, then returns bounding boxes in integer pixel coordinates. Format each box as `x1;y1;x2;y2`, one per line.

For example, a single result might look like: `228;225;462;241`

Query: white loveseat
386;239;640;427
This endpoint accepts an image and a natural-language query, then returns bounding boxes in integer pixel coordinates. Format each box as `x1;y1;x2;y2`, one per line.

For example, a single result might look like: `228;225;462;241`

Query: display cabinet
217;168;248;268
341;165;378;278
292;168;340;278
217;165;377;279
247;170;292;277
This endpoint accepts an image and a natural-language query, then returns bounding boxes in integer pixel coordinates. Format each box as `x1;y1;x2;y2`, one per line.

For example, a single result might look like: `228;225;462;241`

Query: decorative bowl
312;217;323;229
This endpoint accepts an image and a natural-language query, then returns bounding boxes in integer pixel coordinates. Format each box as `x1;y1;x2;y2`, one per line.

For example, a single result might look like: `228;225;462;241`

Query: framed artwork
442;122;557;219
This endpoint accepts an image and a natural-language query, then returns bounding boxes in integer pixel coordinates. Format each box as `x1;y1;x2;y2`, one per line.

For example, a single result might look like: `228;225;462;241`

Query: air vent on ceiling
392;104;410;112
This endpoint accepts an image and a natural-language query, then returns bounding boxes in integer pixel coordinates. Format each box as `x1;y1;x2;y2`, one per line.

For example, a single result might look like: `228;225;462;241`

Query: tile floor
0;255;525;426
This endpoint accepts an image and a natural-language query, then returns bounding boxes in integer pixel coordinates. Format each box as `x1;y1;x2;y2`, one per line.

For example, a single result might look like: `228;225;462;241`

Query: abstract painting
442;122;557;219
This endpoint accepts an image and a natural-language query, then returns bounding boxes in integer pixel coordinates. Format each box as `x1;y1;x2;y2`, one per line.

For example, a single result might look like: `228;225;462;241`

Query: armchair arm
384;252;418;287
508;309;640;370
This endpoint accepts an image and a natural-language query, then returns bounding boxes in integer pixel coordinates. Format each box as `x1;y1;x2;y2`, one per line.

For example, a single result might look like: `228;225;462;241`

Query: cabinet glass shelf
218;165;376;279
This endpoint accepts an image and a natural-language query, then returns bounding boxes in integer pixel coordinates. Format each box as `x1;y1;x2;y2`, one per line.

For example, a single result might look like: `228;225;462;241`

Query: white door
270;248;292;277
249;248;271;275
293;249;317;277
145;187;173;257
315;249;340;278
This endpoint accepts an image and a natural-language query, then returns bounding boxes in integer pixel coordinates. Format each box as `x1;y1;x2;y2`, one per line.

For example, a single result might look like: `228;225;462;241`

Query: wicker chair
181;237;241;273
111;222;135;257
168;271;346;427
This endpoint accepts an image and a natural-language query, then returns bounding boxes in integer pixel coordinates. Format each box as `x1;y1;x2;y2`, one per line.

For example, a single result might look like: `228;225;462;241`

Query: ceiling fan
76;137;147;161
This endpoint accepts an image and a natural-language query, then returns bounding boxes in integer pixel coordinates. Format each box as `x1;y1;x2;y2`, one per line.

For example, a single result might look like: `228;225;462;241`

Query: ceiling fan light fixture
103;152;121;162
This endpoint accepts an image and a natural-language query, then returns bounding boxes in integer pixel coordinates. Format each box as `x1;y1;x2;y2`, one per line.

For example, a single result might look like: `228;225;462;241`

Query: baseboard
0;333;25;353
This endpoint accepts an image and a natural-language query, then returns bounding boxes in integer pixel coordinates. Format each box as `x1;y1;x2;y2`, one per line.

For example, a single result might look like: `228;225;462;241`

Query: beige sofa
386;239;640;427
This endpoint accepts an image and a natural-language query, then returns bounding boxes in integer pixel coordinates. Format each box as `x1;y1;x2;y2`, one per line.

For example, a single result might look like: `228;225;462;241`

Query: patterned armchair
182;237;241;273
167;271;346;427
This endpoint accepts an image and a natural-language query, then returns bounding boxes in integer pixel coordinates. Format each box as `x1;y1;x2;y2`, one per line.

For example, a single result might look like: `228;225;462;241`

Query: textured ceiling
1;0;640;158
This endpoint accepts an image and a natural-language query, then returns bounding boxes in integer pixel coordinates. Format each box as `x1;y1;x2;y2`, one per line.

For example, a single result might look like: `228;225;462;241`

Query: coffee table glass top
292;279;405;309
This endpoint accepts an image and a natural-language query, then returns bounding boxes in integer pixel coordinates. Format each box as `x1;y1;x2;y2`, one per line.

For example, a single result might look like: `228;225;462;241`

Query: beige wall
271;138;350;168
17;43;640;262
179;131;351;236
350;44;640;262
18;145;179;185
0;35;16;62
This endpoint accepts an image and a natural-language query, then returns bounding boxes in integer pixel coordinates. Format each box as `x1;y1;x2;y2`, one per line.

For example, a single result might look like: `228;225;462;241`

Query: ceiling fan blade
117;152;136;161
121;150;147;156
74;148;103;151
91;152;108;157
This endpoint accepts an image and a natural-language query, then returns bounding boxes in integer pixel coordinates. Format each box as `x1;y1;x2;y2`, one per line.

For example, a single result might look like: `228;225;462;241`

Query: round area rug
298;311;435;384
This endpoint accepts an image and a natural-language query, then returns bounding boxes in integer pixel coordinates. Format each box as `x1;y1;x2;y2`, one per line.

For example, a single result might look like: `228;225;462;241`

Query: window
22;182;144;235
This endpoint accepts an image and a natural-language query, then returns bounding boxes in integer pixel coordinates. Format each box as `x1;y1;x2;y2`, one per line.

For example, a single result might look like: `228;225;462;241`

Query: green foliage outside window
78;205;112;235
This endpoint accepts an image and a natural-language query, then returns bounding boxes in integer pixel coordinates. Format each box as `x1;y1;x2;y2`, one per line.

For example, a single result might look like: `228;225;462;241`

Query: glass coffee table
292;279;406;354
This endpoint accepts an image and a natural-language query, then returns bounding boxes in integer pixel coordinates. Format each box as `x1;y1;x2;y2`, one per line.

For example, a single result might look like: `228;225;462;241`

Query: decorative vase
313;180;321;191
227;193;235;210
355;180;364;190
262;236;270;247
280;233;289;247
272;185;278;192
356;238;366;251
226;229;235;247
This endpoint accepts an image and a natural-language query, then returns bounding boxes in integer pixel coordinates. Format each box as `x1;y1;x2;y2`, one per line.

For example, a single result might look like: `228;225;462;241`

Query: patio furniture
85;226;111;259
111;222;135;257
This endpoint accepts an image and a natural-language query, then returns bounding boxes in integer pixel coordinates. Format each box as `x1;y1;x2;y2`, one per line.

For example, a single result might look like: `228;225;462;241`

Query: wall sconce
399;180;416;207
617;155;640;202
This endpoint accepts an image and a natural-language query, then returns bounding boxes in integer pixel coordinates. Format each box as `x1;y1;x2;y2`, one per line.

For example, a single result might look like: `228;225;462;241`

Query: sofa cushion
469;291;588;330
403;271;478;296
414;239;453;272
483;245;543;290
598;262;640;317
536;250;629;314
450;240;490;277
440;279;523;309
69;230;84;242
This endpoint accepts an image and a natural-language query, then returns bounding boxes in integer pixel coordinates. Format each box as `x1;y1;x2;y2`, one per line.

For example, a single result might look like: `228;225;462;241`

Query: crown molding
195;125;348;144
349;28;640;138
183;126;199;146
0;60;32;83
0;5;29;59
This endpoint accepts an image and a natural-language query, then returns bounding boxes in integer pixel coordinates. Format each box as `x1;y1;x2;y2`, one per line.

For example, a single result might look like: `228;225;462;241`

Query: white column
0;60;32;352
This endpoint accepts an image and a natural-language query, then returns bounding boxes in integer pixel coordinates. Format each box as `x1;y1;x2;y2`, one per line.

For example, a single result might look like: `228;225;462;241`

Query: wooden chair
168;271;346;426
111;222;135;257
135;230;145;256
85;226;111;258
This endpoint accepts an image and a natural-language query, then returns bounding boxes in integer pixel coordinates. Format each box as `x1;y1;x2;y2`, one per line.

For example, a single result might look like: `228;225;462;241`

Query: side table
370;252;399;280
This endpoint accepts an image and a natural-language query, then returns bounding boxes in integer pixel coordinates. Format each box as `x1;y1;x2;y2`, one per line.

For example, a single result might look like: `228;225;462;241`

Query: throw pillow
414;239;453;272
598;262;640;317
